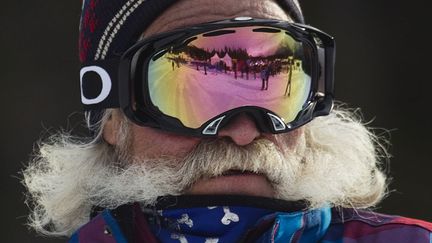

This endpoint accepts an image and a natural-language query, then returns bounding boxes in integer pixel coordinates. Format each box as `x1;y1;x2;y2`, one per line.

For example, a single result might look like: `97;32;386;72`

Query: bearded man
23;0;432;242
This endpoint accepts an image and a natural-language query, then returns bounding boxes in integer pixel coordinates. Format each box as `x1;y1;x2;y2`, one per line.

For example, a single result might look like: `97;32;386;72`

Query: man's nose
217;113;261;146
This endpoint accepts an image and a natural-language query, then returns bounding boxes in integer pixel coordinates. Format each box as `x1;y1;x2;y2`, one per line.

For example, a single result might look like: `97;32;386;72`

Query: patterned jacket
70;203;432;243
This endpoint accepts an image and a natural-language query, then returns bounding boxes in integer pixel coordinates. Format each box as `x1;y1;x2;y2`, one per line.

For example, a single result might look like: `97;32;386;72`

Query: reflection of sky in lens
193;27;297;57
148;26;311;129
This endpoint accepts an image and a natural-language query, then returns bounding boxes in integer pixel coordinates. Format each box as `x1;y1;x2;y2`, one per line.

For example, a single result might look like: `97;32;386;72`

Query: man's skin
103;0;303;199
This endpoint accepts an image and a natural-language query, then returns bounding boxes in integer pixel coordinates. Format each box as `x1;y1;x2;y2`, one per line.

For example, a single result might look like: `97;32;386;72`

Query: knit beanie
79;0;305;128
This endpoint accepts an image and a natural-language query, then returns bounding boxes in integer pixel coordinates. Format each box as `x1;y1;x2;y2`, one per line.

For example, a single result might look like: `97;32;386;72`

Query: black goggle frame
80;17;335;137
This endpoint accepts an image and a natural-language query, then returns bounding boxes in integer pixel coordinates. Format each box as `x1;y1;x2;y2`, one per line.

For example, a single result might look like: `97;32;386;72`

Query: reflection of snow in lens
148;26;312;129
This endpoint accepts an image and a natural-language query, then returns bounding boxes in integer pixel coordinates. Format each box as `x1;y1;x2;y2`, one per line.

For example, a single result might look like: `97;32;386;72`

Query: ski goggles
80;17;335;136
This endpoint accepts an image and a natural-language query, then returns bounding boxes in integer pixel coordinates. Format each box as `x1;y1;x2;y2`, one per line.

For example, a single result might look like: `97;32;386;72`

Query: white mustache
170;138;302;189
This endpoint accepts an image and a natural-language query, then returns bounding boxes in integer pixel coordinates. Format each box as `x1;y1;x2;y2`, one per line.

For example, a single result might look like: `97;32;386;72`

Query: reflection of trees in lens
227;47;248;60
184;45;211;61
301;45;312;77
272;44;294;59
166;31;312;83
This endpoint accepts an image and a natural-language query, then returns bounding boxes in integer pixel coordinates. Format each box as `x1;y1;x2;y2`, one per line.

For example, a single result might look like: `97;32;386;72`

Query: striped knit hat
79;0;304;63
79;0;304;128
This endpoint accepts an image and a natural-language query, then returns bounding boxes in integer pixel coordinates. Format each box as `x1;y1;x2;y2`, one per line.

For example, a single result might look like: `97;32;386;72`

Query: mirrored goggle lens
148;26;312;129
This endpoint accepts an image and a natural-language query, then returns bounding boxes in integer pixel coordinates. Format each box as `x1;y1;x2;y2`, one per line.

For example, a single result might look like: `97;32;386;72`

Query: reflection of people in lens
233;61;237;79
261;65;270;90
285;56;294;96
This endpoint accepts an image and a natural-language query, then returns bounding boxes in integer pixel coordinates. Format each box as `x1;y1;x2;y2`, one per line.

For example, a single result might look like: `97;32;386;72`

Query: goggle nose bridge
201;108;286;135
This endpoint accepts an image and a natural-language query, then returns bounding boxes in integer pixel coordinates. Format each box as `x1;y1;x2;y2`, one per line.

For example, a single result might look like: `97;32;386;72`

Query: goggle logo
80;66;112;105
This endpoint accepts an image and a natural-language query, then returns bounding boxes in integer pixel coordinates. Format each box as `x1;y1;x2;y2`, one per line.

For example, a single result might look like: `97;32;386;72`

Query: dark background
1;1;431;242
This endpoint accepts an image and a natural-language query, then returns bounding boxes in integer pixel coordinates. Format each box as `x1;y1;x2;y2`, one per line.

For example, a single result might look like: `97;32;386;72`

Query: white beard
23;108;388;236
86;137;304;208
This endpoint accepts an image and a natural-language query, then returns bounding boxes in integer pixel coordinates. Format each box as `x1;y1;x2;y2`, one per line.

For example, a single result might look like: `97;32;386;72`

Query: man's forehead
143;0;291;37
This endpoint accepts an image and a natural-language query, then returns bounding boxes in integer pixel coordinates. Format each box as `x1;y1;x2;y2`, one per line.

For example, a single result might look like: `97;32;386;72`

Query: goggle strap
80;59;120;110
